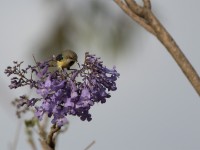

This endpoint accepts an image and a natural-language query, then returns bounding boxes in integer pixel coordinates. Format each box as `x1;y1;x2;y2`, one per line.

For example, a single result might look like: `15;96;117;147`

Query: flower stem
46;124;61;150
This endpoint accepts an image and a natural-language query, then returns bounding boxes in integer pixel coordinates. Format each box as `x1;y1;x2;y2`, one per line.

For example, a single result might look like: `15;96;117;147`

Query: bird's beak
76;61;80;68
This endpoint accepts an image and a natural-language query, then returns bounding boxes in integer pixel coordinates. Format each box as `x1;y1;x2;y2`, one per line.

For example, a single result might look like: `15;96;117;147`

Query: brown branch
40;140;53;150
46;124;61;150
115;0;156;35
27;135;37;150
125;0;143;16
54;122;69;141
36;116;56;150
37;119;47;140
143;0;151;9
114;0;200;96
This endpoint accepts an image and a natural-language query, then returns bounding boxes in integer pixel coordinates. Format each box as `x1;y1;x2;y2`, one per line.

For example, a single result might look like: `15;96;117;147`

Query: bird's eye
56;54;63;61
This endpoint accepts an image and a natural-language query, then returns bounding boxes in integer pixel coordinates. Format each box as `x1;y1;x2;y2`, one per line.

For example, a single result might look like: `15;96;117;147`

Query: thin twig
114;0;200;96
46;124;61;150
84;141;96;150
37;121;47;140
54;122;69;141
25;118;38;150
32;54;41;72
27;132;37;150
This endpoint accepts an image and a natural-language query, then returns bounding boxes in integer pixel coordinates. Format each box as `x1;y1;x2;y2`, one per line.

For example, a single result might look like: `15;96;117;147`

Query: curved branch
47;125;61;150
114;0;200;96
115;0;156;35
125;0;143;16
143;0;151;9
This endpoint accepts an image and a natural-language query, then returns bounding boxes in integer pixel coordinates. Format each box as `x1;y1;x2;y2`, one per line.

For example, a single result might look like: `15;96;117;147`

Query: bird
55;49;78;70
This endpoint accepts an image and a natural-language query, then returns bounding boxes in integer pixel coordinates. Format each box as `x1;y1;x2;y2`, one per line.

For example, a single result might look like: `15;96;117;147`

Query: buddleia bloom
5;52;120;127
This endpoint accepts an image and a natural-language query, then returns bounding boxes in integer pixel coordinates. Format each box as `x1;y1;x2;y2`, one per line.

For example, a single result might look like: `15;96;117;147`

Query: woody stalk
114;0;200;96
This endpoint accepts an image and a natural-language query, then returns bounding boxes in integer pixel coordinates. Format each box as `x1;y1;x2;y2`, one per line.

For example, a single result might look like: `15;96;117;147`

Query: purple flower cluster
5;52;120;127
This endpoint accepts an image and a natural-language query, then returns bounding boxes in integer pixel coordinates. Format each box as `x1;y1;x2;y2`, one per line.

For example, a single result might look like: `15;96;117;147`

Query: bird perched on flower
56;49;78;70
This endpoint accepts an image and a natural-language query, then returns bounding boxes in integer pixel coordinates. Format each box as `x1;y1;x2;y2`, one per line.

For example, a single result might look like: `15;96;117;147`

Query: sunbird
56;49;79;70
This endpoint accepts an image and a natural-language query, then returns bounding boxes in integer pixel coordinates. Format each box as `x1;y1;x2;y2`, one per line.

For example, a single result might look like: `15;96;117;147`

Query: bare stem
46;124;61;150
114;0;200;96
84;141;96;150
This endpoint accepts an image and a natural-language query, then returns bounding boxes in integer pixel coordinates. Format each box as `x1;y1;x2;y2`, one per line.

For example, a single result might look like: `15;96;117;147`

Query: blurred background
0;0;200;150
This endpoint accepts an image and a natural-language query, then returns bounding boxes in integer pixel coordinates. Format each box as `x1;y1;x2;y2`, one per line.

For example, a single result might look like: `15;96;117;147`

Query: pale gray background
0;0;200;150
